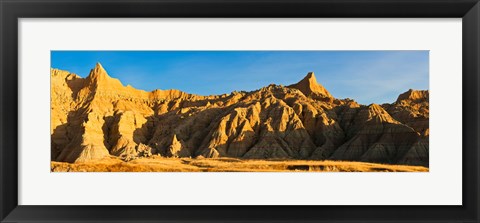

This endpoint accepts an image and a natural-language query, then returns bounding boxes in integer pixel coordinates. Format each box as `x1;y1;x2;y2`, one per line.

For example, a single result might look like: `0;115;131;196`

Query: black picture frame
1;0;479;222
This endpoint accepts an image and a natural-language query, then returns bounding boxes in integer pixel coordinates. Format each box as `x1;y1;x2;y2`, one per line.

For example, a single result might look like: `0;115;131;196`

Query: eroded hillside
51;63;429;166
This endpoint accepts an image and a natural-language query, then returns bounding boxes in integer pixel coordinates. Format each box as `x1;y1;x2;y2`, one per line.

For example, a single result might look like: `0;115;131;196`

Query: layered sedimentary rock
51;63;429;166
382;89;429;137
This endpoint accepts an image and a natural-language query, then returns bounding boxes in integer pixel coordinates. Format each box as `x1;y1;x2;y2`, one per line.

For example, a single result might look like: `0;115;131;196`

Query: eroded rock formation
51;63;429;166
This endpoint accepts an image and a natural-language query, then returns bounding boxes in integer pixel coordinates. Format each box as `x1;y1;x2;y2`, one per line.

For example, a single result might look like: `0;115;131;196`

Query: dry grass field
51;156;428;172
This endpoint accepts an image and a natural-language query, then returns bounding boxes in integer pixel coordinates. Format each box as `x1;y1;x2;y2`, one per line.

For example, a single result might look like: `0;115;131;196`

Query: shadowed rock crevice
51;64;429;167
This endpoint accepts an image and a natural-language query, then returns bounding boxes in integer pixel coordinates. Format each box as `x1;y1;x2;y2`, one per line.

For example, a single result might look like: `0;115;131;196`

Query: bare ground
51;156;429;172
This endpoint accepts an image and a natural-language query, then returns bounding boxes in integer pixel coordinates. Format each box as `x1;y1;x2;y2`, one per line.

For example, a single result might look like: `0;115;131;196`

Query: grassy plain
51;156;428;172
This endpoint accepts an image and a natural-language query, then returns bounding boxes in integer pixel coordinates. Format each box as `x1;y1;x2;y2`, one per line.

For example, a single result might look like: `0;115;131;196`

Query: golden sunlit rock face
51;63;429;166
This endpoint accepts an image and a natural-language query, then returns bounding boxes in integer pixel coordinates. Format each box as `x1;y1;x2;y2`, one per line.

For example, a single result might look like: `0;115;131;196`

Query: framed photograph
1;0;479;222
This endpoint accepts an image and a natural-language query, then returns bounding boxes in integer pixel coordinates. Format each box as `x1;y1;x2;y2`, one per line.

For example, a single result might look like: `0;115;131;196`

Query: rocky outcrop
382;89;429;137
51;63;429;166
288;72;333;102
330;104;419;164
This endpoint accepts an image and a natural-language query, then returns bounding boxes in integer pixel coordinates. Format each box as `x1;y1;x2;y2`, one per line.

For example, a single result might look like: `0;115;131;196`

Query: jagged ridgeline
51;63;429;166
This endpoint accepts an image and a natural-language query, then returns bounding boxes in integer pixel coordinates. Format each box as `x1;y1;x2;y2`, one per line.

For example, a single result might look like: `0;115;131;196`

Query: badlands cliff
51;63;429;166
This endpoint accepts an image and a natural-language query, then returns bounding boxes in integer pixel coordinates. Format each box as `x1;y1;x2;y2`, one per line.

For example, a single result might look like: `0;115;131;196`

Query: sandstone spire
288;72;333;100
87;62;110;82
83;62;130;94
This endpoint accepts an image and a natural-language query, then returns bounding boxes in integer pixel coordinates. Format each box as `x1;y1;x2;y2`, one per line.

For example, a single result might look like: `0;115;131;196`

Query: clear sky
51;51;428;104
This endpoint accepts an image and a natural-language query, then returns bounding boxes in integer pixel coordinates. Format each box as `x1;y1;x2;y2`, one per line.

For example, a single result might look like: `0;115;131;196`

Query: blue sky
51;51;428;104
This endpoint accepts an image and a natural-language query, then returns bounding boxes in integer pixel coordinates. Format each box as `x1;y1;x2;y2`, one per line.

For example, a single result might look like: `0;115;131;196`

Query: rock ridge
51;63;429;166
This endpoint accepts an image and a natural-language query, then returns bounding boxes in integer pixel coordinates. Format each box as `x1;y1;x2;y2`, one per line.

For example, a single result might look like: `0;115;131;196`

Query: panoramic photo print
50;51;429;172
